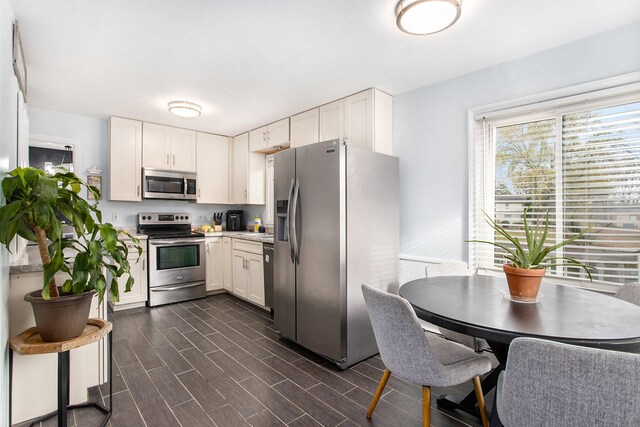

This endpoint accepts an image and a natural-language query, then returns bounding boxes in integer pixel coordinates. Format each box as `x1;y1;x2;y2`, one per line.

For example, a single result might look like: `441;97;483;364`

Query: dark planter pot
24;288;96;342
503;264;545;302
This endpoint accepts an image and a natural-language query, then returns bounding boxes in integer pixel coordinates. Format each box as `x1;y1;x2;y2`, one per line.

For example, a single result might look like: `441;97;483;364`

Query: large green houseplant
469;208;594;302
0;167;141;341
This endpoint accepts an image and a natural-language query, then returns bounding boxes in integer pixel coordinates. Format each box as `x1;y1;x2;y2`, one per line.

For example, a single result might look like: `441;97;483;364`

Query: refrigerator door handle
286;178;295;263
291;178;300;264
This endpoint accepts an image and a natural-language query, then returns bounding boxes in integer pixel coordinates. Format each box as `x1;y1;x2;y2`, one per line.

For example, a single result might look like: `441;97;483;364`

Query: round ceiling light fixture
168;101;202;117
396;0;461;35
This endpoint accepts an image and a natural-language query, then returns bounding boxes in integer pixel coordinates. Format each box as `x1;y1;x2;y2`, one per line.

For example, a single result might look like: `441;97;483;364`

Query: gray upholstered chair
424;264;490;352
497;337;640;426
361;284;491;427
613;282;640;306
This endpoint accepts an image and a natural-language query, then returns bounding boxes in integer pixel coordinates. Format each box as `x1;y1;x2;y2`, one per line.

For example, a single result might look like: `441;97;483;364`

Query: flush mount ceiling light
168;101;201;117
396;0;461;35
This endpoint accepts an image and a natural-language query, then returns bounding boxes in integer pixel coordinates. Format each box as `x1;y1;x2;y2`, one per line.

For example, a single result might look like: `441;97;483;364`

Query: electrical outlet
112;212;119;223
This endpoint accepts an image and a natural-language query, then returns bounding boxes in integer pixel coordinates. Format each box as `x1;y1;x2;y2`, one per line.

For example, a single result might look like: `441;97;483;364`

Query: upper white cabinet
319;100;344;143
142;123;171;169
197;132;229;204
171;127;197;172
232;132;265;205
290;108;319;148
231;133;249;204
109;117;142;201
319;89;393;155
249;118;290;152
142;123;197;173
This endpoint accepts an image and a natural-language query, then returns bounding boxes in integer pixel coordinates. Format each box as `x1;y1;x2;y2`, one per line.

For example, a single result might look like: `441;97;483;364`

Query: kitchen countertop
202;231;274;243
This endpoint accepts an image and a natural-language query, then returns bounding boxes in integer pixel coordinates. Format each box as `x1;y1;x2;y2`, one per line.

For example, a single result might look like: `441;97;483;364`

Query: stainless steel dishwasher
263;242;274;309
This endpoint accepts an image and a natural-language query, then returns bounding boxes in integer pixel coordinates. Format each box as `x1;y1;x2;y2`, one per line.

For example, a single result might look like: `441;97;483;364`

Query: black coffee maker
226;210;245;231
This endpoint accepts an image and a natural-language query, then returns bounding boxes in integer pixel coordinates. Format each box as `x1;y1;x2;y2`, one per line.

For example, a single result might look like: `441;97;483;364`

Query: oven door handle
150;281;205;292
150;239;205;245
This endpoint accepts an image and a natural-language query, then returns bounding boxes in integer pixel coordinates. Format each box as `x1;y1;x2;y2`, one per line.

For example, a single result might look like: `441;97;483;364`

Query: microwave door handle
286;178;295;263
184;177;188;198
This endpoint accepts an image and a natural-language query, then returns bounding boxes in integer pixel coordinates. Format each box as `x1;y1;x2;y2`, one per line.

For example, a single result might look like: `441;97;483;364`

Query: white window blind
473;93;640;290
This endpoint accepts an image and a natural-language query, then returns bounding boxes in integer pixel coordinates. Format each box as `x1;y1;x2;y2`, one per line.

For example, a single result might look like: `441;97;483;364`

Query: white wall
394;22;640;264
27;107;264;226
1;0;18;425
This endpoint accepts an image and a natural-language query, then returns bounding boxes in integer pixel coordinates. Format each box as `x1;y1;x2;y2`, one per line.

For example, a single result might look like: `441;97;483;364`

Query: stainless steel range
138;212;206;306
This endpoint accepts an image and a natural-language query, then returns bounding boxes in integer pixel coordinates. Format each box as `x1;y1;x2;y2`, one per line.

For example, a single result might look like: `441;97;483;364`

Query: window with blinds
473;93;640;290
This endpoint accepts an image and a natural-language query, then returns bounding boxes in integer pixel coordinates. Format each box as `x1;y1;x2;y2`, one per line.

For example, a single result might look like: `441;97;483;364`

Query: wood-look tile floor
16;293;487;427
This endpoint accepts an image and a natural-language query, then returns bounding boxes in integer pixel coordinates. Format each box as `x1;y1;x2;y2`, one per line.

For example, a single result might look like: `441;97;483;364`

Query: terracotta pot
503;264;545;302
24;288;96;342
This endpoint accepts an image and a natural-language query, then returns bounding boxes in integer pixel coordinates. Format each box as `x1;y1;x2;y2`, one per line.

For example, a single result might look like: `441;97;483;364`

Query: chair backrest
498;337;640;426
425;262;470;278
361;284;444;384
613;283;640;306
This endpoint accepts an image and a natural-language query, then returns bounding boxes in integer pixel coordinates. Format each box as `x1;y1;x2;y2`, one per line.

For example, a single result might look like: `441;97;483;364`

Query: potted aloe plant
469;208;594;302
0;167;141;342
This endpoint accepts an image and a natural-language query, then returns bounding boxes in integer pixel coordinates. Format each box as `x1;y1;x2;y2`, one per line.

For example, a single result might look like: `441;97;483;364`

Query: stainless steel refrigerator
274;140;399;369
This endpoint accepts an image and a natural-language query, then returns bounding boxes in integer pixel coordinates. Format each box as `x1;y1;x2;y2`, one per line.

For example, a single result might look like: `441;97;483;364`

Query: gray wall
27;107;264;227
394;21;640;264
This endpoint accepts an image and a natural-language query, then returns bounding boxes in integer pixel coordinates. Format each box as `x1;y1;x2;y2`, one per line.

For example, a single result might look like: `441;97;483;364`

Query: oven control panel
138;213;192;225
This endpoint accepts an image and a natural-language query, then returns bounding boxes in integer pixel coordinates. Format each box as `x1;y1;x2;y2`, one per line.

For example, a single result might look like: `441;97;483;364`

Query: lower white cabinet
223;237;233;291
231;239;265;306
206;237;223;291
111;240;148;310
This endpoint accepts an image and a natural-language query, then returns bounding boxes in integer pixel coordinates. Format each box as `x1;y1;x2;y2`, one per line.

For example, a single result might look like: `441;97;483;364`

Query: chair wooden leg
472;376;489;427
367;369;391;419
422;386;431;427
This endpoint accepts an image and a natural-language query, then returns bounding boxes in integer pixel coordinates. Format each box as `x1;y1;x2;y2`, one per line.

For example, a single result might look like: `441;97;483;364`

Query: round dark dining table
398;275;640;423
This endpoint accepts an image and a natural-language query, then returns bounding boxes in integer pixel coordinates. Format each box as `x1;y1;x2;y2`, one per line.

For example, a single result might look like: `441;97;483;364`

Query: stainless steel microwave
143;168;197;200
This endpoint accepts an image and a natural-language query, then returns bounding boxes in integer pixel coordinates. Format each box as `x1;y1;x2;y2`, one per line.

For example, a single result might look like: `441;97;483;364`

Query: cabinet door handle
137;185;140;196
206;243;210;253
166;154;170;165
173;155;176;165
198;188;201;197
142;259;145;271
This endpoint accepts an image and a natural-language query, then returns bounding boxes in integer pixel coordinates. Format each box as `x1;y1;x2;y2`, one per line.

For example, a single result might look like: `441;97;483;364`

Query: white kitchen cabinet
197;132;229;204
249;126;268;152
222;237;233;291
142;122;197;172
248;150;266;205
246;252;265;306
231;133;248;204
111;240;148;310
249;118;290;153
109;117;142;201
344;90;372;150
232;239;264;306
232;251;249;299
266;118;290;148
142;122;171;169
319;89;393;155
206;237;223;292
290;108;319;148
319;99;344;142
171;127;197;172
231;132;265;205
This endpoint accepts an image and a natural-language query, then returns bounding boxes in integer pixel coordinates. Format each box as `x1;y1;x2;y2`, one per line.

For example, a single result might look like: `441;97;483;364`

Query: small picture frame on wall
87;175;102;201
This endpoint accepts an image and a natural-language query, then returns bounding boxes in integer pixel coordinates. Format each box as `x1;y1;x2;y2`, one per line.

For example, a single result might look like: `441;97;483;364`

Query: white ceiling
12;0;640;136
